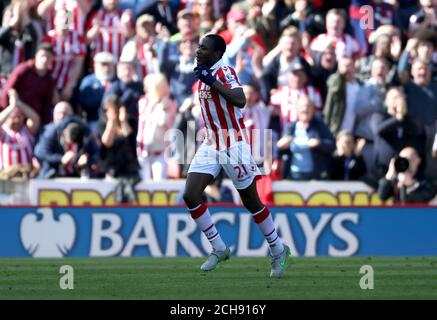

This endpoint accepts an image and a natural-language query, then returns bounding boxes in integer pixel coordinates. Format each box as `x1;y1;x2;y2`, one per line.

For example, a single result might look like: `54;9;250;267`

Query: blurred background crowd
0;0;437;203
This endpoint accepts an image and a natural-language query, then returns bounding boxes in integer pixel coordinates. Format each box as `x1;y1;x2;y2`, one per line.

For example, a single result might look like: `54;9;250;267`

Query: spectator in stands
403;59;437;126
77;52;116;133
371;87;426;179
310;8;361;61
222;9;265;85
358;25;402;84
163;9;200;62
172;8;200;42
160;34;197;108
242;82;275;204
104;59;143;129
260;26;310;105
409;0;437;35
277;95;335;180
330;130;367;181
323;57;361;136
398;29;437;83
378;146;436;203
270;60;322;135
354;58;390;142
231;0;282;52
33;101;73;177
137;73;176;181
51;101;74;126
0;2;39;85
37;0;92;36
0;43;55;125
242;82;272;167
279;0;325;52
0;88;40;179
310;43;337;101
34;115;99;178
354;57;391;177
192;0;224;35
120;14;162;81
98;94;139;179
43;9;86;101
86;0;134;61
349;0;399;55
135;0;178;35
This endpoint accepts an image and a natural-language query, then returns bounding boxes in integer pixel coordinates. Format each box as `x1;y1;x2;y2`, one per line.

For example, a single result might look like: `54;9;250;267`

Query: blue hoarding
0;206;436;257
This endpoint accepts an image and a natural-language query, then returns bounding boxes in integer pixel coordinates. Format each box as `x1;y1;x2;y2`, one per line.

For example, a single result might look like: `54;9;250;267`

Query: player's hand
194;65;216;86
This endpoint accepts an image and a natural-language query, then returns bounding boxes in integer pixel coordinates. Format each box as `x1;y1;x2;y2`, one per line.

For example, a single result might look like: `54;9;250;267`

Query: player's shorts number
233;165;248;180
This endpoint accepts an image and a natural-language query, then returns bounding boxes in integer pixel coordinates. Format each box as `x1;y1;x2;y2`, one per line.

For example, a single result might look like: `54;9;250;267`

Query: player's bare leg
238;180;291;277
183;172;230;271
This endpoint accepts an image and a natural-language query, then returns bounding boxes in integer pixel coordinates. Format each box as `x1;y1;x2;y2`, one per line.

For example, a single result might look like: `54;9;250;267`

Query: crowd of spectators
0;0;436;203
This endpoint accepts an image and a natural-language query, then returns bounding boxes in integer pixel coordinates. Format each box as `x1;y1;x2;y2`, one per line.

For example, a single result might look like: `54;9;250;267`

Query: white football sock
189;203;226;251
252;207;284;256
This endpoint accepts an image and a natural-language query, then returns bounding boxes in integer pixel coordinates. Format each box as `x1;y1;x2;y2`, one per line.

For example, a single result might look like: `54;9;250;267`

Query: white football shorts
188;141;262;190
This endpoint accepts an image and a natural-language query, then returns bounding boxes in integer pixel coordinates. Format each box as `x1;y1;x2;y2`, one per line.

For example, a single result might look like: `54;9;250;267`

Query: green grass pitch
0;257;436;300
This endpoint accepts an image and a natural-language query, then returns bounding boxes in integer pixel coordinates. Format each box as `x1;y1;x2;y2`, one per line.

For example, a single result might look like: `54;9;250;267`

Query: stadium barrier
1;206;436;257
1;179;436;205
25;178;437;205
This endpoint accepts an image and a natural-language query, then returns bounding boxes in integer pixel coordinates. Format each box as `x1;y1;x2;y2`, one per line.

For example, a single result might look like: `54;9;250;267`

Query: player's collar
210;59;223;73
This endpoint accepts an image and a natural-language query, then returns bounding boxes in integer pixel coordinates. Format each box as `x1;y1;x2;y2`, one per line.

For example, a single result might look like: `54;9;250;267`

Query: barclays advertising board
0;206;436;257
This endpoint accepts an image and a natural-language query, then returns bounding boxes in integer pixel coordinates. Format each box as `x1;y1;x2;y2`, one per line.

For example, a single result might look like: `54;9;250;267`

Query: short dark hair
204;34;226;57
64;122;85;144
36;42;54;55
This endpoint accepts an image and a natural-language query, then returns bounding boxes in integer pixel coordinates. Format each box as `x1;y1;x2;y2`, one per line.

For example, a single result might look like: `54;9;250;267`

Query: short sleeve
219;66;241;89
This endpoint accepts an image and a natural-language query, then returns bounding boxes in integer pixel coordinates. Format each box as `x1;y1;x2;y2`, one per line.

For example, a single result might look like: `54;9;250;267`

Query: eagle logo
20;208;76;257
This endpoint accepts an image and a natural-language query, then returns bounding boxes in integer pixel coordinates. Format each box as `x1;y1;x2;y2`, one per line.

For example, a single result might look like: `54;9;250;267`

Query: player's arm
195;65;246;108
211;81;246;108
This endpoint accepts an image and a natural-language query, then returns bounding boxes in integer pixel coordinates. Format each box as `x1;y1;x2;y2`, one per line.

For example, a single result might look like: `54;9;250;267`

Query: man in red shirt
0;43;56;125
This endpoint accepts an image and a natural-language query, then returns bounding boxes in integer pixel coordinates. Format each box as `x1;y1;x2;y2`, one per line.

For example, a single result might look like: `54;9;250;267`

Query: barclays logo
20;207;76;257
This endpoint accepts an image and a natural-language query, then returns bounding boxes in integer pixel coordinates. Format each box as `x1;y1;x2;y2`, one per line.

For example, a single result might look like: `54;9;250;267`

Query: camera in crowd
394;156;409;173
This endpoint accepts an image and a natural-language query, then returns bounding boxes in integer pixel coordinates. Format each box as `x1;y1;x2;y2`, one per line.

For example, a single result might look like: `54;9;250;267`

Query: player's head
196;34;226;67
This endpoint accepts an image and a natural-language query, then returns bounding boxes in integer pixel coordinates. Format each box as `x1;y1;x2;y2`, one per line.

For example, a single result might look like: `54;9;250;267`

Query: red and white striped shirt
137;96;176;157
197;59;247;150
0;126;34;170
242;102;271;164
121;40;158;80
270;85;322;133
39;0;90;36
87;9;128;61
310;33;361;60
43;30;86;89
